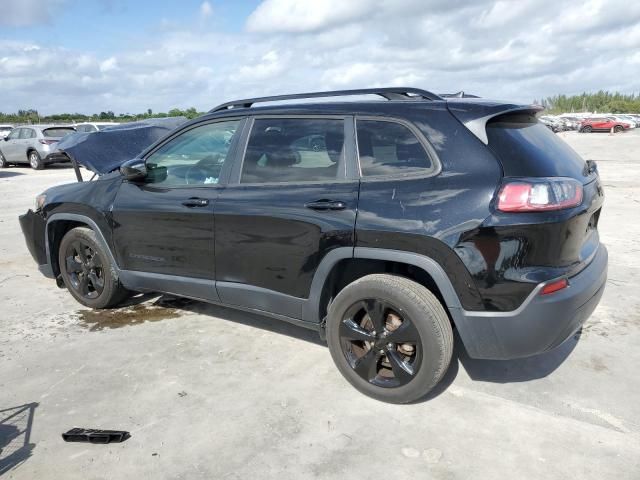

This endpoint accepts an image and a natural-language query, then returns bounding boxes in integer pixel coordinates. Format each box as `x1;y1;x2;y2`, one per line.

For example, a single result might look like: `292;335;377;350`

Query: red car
579;117;631;133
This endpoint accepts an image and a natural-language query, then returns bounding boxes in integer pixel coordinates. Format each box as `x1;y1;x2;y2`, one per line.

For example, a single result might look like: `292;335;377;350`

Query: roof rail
210;87;444;112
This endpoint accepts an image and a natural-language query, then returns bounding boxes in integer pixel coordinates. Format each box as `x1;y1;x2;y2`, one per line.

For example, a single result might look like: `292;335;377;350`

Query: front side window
356;119;433;177
241;118;345;184
7;129;21;140
145;120;240;187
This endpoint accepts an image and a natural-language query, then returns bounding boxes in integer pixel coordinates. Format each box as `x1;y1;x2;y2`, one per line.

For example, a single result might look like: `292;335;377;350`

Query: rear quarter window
356;119;434;177
486;113;588;180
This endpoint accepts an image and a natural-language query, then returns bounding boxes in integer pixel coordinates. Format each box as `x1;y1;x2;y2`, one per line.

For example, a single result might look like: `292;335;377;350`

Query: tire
28;150;44;170
614;125;623;133
581;126;592;133
326;274;453;403
0;151;7;168
58;227;129;309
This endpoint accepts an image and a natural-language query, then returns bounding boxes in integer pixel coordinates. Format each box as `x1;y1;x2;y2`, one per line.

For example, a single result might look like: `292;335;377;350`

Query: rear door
214;116;359;319
111;118;245;299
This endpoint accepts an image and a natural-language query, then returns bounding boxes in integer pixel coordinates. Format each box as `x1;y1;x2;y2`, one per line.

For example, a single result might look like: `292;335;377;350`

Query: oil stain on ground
76;296;193;331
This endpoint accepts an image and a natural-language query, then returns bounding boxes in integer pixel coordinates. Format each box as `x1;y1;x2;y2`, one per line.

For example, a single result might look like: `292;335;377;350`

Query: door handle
182;197;209;207
304;200;347;211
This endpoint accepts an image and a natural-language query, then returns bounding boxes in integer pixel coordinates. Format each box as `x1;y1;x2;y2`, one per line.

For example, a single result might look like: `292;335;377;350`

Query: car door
2;128;23;162
110;118;245;302
214;116;359;320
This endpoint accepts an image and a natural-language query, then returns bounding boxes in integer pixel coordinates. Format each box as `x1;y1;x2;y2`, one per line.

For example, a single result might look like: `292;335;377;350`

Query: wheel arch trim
305;246;465;322
45;213;120;277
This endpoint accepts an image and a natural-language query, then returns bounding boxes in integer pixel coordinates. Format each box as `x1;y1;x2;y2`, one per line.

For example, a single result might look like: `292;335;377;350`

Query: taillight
497;177;583;212
39;139;57;145
540;278;568;295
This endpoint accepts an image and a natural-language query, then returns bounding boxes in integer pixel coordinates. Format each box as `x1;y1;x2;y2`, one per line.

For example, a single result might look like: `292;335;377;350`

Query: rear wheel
58;227;129;309
28;151;44;170
614;125;623;133
326;274;453;403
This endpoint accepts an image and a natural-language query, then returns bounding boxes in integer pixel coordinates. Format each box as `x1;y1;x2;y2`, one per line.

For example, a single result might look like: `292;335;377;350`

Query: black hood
56;117;187;174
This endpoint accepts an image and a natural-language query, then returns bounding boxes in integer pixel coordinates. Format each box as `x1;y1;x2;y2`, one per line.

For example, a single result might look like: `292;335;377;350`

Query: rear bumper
43;152;71;165
453;244;608;359
19;209;54;278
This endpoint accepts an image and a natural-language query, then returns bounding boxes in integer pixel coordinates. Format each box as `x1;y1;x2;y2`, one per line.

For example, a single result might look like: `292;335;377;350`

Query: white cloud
200;1;213;19
246;0;371;33
0;0;639;114
99;57;119;73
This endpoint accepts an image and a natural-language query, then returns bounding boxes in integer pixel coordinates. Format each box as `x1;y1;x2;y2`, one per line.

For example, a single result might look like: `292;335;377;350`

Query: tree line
0;107;203;125
2;91;639;124
534;91;640;114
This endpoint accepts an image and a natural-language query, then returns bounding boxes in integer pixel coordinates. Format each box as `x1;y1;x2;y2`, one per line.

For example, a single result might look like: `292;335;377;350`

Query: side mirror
119;158;147;181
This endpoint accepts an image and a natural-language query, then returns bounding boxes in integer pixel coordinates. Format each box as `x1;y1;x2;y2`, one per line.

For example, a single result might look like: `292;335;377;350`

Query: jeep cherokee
20;88;607;403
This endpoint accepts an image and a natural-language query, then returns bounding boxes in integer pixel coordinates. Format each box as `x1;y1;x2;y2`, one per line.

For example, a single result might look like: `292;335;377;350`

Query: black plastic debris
62;428;130;444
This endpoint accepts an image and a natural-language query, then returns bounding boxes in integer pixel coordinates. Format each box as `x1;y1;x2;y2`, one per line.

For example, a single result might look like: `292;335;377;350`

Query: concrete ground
1;131;639;479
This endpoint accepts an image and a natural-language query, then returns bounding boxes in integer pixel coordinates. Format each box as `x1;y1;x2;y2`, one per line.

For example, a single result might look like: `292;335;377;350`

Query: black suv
20;88;607;403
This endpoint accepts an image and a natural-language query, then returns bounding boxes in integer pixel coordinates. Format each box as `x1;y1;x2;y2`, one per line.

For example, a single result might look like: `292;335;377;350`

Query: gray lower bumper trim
453;244;608;360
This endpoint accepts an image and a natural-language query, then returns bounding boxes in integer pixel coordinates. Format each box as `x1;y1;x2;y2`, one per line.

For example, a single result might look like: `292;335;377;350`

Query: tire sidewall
327;275;451;403
29;151;43;170
58;227;119;309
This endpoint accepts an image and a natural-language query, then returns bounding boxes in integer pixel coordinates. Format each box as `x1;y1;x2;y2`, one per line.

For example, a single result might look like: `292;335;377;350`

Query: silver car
0;125;75;169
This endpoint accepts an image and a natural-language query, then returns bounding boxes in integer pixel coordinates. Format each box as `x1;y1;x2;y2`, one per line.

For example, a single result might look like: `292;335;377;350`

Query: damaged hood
56;117;187;174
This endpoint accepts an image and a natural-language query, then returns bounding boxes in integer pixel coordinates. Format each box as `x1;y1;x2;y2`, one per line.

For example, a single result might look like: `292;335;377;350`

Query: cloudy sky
1;0;639;115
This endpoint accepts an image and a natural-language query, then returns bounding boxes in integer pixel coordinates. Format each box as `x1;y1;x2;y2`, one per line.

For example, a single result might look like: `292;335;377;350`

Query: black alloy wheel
64;239;105;299
58;227;130;308
339;299;421;388
327;274;453;403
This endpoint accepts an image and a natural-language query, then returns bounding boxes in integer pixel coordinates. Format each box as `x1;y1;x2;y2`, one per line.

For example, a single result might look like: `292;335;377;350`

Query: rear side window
487;113;587;179
241;118;344;184
356;119;433;177
19;129;34;139
43;128;75;138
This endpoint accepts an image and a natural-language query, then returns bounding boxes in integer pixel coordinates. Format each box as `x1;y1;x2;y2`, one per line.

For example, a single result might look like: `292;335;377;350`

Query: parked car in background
0;125;76;169
74;122;118;133
0;125;13;139
539;116;563;132
579;117;631;133
615;115;639;128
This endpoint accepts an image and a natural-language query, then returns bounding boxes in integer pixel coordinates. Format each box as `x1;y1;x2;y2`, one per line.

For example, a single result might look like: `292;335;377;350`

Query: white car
74;122;119;133
0;125;13;139
616;115;639;128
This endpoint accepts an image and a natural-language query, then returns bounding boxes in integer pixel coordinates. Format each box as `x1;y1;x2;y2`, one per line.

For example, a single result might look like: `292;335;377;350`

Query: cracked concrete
1;131;639;479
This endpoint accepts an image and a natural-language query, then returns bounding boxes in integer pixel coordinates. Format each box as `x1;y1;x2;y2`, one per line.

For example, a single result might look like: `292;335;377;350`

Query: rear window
43;127;75;138
486;113;588;180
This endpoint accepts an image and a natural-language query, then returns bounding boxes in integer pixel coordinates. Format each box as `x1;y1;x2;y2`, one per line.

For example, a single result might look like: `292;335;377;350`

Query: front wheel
581;126;592;133
614;125;623;133
0;151;7;168
29;151;44;170
58;227;129;308
326;274;453;403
